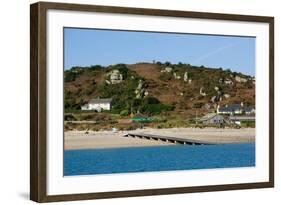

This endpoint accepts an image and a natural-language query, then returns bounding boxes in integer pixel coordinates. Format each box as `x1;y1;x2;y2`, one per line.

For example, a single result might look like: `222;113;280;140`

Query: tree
164;61;171;66
120;109;129;116
111;64;129;79
89;65;103;70
156;61;162;65
144;96;160;105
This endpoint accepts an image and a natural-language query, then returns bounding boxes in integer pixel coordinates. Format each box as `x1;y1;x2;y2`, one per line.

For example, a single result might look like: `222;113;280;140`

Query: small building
199;113;225;125
229;115;255;126
131;113;151;123
244;106;255;115
217;102;255;115
81;98;112;112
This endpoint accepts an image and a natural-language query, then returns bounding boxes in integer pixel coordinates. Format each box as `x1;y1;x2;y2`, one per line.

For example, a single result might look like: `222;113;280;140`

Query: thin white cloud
191;43;237;65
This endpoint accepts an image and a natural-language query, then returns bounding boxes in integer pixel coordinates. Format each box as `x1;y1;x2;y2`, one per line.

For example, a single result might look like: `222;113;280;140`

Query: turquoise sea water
64;143;255;176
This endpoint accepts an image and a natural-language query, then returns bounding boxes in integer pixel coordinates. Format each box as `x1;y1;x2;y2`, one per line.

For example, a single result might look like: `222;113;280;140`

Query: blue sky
64;28;255;76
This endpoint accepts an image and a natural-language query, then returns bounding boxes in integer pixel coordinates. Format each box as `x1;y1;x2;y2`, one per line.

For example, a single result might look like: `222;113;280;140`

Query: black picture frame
30;1;274;202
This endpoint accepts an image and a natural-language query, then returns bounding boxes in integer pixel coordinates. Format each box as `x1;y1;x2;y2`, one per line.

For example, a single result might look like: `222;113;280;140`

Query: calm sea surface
64;143;255;176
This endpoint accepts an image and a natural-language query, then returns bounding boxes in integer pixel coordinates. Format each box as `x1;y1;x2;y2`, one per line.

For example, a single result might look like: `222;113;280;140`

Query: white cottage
81;98;112;112
217;102;255;115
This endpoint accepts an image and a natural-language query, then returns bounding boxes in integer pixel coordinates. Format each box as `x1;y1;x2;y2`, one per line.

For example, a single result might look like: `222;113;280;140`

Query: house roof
199;113;223;121
229;116;255;121
218;104;242;112
88;98;112;104
244;106;255;112
218;104;255;113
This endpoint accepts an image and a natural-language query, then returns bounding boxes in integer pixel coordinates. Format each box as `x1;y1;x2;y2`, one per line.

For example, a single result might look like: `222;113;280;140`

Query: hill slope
64;62;255;118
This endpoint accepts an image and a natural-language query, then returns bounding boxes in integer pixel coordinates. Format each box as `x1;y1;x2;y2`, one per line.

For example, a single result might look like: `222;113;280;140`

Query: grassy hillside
65;62;254;114
64;62;255;132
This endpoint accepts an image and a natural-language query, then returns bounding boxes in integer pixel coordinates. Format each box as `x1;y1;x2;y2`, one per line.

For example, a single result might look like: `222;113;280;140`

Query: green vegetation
109;64;129;79
64;113;77;121
64;62;255;131
64;67;85;82
141;103;174;115
241;121;255;128
159;73;173;81
120;109;129;116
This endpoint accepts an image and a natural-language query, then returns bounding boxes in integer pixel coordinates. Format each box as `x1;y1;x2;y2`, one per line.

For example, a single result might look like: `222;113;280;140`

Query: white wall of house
81;105;89;111
234;110;243;114
88;102;111;111
245;109;256;115
217;111;229;114
233;121;241;126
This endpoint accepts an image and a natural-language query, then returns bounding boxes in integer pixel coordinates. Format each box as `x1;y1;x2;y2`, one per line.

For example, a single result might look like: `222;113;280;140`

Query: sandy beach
64;127;255;150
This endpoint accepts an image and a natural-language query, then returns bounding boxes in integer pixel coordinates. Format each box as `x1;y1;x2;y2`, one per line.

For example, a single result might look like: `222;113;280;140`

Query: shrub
132;98;142;107
142;103;174;115
178;62;183;66
143;96;160;105
84;87;93;95
156;61;162;65
64;114;76;121
164;61;171;66
64;71;77;82
64;67;85;82
159;73;173;81
111;64;129;80
241;121;255;128
192;102;204;108
120;109;129;116
115;123;137;131
89;65;103;70
64;99;81;110
79;113;112;121
79;113;98;121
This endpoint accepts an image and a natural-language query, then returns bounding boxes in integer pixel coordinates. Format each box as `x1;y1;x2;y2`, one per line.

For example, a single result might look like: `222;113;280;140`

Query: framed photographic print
30;1;274;202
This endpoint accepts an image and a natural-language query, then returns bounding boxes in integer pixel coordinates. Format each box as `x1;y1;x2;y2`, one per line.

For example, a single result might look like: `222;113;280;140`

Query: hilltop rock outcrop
200;87;207;96
184;72;188;82
173;72;181;79
106;69;123;84
235;76;247;83
161;67;173;73
135;79;148;99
